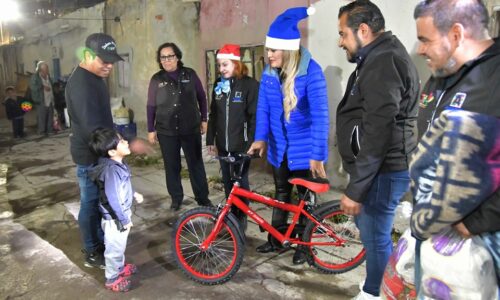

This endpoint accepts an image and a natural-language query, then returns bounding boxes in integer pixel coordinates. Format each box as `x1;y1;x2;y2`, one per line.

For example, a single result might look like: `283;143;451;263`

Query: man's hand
453;222;472;239
340;194;362;215
247;141;266;157
310;160;326;178
123;222;133;230
147;131;157;144
200;121;208;134
130;138;155;155
207;145;217;156
134;192;144;204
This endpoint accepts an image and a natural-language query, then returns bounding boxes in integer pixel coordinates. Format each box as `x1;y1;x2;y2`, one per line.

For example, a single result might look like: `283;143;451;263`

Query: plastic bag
381;228;417;300
420;228;498;300
53;112;62;132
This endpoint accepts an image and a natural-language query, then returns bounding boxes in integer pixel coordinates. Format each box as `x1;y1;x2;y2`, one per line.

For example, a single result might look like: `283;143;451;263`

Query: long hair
231;60;249;79
280;50;301;122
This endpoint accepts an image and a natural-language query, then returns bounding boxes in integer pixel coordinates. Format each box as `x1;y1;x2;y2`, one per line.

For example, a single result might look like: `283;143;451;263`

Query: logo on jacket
419;92;435;108
450;92;467;108
233;91;243;103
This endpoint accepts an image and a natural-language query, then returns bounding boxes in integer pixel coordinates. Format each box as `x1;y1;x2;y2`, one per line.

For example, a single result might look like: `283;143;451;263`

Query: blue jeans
355;170;410;296
77;164;104;252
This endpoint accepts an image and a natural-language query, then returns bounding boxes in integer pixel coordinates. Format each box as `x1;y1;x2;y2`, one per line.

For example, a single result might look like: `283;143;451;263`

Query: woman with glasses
206;44;259;231
247;7;329;265
146;42;212;211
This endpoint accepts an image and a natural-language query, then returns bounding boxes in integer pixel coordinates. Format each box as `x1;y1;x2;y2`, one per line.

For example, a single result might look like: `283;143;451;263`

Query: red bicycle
172;154;365;285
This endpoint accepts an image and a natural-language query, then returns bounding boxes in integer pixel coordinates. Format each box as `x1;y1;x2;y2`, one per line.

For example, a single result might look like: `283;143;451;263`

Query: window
205;45;265;105
116;53;130;88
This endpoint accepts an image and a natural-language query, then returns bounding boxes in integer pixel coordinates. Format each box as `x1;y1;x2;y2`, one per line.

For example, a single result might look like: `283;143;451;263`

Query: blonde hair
280;50;301;122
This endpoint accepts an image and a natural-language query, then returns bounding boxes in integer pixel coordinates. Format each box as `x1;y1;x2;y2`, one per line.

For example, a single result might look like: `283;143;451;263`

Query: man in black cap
66;33;123;269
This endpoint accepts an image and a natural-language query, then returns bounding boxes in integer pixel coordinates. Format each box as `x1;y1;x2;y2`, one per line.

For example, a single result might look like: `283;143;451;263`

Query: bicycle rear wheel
302;204;365;273
172;207;244;285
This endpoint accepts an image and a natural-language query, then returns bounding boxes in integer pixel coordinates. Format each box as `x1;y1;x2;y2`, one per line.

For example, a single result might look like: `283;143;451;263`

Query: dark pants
11;117;24;138
219;151;250;228
157;133;210;205
271;157;309;228
37;104;54;135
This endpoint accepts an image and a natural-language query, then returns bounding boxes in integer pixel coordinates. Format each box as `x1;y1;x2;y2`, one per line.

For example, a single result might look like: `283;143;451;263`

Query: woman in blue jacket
247;6;329;265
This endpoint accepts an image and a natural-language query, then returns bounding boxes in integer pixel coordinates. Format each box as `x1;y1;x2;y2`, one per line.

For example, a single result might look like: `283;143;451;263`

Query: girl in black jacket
206;44;259;230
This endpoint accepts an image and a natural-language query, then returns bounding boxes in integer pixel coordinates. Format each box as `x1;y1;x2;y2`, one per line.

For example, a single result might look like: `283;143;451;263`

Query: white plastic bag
420;228;498;300
381;228;417;300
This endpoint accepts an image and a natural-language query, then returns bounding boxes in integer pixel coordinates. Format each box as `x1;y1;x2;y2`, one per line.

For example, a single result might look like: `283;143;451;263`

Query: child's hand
123;222;133;230
134;192;144;204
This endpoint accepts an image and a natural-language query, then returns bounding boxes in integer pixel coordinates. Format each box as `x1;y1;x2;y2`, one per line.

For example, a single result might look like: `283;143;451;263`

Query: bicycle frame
199;184;347;251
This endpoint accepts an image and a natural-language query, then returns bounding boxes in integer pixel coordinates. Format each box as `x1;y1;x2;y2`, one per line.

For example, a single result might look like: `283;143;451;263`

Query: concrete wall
308;0;428;188
200;0;312;50
105;0;201;134
21;3;105;77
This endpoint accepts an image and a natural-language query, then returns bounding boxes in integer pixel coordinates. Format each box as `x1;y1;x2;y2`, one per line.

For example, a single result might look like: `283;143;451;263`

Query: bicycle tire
302;204;365;274
172;207;245;285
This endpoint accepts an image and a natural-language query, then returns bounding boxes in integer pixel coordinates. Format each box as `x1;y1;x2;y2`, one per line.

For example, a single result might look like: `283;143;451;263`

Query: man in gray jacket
29;61;54;136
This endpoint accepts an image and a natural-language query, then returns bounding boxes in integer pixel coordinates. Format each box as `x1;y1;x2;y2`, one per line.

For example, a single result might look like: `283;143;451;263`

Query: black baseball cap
85;33;123;63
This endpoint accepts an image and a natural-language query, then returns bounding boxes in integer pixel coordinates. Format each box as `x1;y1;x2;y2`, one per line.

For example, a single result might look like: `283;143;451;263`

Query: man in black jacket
66;33;124;269
336;1;419;298
413;0;500;289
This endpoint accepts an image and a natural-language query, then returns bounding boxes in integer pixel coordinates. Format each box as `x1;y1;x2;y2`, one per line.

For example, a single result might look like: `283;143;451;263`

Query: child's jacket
3;97;24;120
90;157;134;226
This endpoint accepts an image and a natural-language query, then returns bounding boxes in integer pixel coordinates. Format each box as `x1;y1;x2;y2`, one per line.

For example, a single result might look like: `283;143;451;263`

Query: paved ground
0;111;369;300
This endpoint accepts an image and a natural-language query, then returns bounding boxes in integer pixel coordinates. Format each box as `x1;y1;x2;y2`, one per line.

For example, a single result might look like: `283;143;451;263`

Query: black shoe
170;202;181;211
292;249;306;265
82;249;105;269
198;200;214;207
256;242;275;253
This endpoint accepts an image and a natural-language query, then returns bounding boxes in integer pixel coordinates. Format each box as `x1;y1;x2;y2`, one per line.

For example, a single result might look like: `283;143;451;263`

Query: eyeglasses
160;54;176;61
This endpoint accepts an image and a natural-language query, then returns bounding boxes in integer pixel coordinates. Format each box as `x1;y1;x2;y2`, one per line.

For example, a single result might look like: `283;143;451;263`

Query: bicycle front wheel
172;207;244;285
302;205;365;274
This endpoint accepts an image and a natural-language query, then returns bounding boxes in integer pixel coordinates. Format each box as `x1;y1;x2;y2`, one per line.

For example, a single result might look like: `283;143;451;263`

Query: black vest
154;67;200;136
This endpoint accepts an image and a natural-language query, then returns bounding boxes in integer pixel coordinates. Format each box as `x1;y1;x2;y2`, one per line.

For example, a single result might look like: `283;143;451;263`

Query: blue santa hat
265;6;316;51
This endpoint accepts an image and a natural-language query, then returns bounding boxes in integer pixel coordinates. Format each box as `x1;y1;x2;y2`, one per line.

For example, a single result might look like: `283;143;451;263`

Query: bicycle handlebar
215;153;260;163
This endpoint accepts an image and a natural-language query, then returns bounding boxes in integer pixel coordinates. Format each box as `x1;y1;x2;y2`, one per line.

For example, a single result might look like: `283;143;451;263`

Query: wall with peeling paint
21;3;105;78
105;0;201;134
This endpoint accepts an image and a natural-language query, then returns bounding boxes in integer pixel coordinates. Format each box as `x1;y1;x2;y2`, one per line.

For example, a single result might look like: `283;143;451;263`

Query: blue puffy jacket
254;47;329;171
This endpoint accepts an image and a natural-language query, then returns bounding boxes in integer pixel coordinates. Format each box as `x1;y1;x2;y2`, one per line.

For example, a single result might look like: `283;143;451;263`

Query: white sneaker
352;282;381;300
351;290;381;300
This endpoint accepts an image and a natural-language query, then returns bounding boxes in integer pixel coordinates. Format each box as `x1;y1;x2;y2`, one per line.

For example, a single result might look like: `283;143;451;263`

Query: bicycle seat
288;177;330;193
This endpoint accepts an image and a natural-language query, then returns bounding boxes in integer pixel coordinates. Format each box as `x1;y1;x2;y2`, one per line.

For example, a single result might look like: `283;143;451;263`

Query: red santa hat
216;44;241;61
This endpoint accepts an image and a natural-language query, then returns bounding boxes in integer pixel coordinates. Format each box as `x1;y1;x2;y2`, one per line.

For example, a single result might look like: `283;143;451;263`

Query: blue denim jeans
76;164;104;252
355;170;410;296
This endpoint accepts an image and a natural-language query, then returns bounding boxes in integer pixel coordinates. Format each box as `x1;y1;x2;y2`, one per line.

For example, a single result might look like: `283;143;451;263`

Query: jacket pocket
337;119;362;164
351;125;361;157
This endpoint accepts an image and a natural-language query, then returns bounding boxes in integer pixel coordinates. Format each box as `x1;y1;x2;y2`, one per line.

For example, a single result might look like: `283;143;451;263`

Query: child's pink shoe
119;263;138;277
105;276;131;292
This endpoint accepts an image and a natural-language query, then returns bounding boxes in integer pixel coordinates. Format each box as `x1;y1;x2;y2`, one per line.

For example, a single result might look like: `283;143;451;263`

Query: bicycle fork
199;206;231;251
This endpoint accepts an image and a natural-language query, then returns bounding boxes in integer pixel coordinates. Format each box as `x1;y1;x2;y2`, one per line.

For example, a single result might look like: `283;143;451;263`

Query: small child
89;128;144;292
2;86;25;138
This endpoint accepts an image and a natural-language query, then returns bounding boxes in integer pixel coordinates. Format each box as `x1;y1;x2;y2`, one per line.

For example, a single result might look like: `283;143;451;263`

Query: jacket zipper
225;93;230;152
244;122;248;142
428;89;447;132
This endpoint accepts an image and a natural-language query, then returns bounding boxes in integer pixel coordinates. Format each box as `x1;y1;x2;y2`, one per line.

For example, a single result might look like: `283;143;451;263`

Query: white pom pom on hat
265;6;315;51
